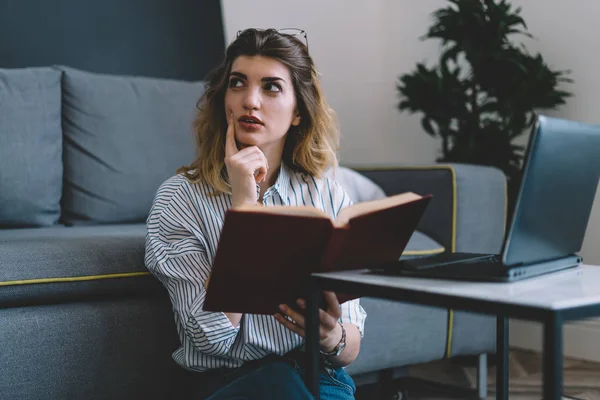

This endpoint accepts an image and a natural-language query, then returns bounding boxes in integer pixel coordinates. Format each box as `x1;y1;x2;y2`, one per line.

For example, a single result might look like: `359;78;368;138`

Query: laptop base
373;253;583;282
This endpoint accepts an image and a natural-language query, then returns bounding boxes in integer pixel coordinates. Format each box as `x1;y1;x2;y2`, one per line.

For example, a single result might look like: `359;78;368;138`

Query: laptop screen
502;115;600;266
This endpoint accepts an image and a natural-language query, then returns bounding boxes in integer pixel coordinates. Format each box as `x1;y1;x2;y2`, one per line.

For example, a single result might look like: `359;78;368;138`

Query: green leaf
421;117;438;137
397;0;572;190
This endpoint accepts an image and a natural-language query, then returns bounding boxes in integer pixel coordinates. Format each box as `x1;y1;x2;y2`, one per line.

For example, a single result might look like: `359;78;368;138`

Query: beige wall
221;0;442;166
505;0;600;361
509;0;600;266
221;0;600;265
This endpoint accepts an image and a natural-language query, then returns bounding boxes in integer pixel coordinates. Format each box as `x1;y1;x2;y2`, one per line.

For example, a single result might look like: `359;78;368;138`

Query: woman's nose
242;88;261;110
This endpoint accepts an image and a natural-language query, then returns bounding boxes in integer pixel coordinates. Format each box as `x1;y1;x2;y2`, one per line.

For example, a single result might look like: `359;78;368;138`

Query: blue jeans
195;351;356;400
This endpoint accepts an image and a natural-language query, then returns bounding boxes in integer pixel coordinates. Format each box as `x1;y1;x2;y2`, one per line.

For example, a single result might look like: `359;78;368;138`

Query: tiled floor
356;349;600;400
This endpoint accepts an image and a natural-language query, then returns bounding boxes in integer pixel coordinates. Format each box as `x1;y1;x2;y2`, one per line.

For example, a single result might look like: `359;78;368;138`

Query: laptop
373;115;600;282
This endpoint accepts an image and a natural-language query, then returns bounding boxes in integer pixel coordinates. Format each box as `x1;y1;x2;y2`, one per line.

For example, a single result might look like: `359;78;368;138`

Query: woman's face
224;55;301;154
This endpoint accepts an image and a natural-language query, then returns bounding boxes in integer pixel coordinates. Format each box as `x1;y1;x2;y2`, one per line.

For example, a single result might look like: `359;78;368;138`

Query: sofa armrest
353;164;507;254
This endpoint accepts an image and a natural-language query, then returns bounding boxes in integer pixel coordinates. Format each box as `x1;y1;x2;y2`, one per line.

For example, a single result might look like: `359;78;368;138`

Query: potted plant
397;0;572;212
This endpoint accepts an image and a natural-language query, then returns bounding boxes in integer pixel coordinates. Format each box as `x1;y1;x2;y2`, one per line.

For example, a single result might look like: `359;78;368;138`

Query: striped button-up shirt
145;162;367;372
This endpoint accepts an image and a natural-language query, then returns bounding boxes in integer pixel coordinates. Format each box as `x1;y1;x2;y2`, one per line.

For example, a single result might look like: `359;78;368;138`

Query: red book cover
203;194;431;315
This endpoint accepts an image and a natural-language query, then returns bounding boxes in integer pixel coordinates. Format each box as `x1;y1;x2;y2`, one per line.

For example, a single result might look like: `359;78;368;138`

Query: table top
312;265;600;315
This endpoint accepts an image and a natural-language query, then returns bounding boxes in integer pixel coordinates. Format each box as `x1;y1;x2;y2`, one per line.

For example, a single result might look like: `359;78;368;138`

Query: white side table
304;264;600;400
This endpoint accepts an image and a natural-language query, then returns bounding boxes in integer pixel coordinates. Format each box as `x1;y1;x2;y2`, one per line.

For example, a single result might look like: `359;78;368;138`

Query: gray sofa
0;63;506;399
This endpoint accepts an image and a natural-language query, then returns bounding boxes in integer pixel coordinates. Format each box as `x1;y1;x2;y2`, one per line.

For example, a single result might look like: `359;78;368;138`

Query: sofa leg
476;353;488;400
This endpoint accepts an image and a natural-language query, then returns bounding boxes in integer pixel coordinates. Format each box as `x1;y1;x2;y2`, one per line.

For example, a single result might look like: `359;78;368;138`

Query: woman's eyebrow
230;71;285;83
230;71;247;79
262;77;285;83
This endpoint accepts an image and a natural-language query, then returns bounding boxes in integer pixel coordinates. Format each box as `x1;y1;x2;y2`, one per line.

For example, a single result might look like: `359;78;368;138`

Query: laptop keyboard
375;253;502;273
474;255;502;264
427;256;504;274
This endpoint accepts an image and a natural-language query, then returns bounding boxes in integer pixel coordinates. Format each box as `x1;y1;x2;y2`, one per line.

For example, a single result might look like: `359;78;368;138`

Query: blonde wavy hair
177;28;339;194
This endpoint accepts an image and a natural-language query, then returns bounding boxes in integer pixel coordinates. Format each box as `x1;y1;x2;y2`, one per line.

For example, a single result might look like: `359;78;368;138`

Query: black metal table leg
496;316;509;400
305;287;321;399
543;314;563;400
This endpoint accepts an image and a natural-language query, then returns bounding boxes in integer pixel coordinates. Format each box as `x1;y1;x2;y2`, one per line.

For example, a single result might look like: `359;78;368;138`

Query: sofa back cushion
332;166;445;258
0;67;63;227
60;67;204;224
330;166;387;203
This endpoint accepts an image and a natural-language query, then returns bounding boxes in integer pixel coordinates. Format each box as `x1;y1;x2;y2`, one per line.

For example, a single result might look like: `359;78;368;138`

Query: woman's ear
291;114;301;127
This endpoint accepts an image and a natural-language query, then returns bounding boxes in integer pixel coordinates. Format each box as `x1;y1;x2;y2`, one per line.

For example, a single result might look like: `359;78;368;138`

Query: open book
203;192;432;315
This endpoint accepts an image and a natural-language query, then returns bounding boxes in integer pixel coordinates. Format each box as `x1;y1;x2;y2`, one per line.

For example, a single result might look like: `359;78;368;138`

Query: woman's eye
264;82;282;93
228;78;244;88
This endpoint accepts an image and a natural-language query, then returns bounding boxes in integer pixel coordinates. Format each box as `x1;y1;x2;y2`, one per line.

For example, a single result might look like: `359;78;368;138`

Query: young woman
145;28;366;400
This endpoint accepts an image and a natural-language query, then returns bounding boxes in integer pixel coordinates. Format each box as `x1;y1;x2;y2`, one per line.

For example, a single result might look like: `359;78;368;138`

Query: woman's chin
236;138;262;149
235;132;286;152
236;131;266;146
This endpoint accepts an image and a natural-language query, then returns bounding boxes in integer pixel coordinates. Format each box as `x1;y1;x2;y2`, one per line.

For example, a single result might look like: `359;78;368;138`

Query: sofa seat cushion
0;224;162;306
0;223;443;309
0;67;63;227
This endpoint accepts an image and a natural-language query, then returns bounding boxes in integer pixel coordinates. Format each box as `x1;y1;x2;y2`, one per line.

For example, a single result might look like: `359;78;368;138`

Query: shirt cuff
340;299;367;338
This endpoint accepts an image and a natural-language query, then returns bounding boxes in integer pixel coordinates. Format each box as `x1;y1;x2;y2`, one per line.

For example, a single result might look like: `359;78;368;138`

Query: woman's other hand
275;291;361;366
224;113;269;207
274;291;343;352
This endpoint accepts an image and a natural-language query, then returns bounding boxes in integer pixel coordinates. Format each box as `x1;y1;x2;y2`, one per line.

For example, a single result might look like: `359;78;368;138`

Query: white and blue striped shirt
145;163;367;372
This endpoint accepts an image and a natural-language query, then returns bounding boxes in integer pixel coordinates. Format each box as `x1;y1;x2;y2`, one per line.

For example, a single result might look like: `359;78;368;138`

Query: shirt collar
273;162;292;204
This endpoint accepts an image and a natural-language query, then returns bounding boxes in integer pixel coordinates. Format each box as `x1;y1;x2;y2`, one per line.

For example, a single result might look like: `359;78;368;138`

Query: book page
233;204;333;221
335;192;422;227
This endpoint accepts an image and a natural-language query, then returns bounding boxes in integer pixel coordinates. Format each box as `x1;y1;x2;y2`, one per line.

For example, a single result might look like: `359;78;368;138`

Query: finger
254;163;268;183
274;313;305;337
237;158;268;183
260;148;269;170
236;147;269;172
240;157;268;183
296;298;337;326
255;149;269;182
234;148;265;163
323;291;341;317
225;113;238;157
292;300;339;342
279;304;305;328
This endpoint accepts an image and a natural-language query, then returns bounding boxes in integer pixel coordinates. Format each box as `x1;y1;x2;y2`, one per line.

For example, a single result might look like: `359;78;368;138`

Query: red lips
239;115;264;125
